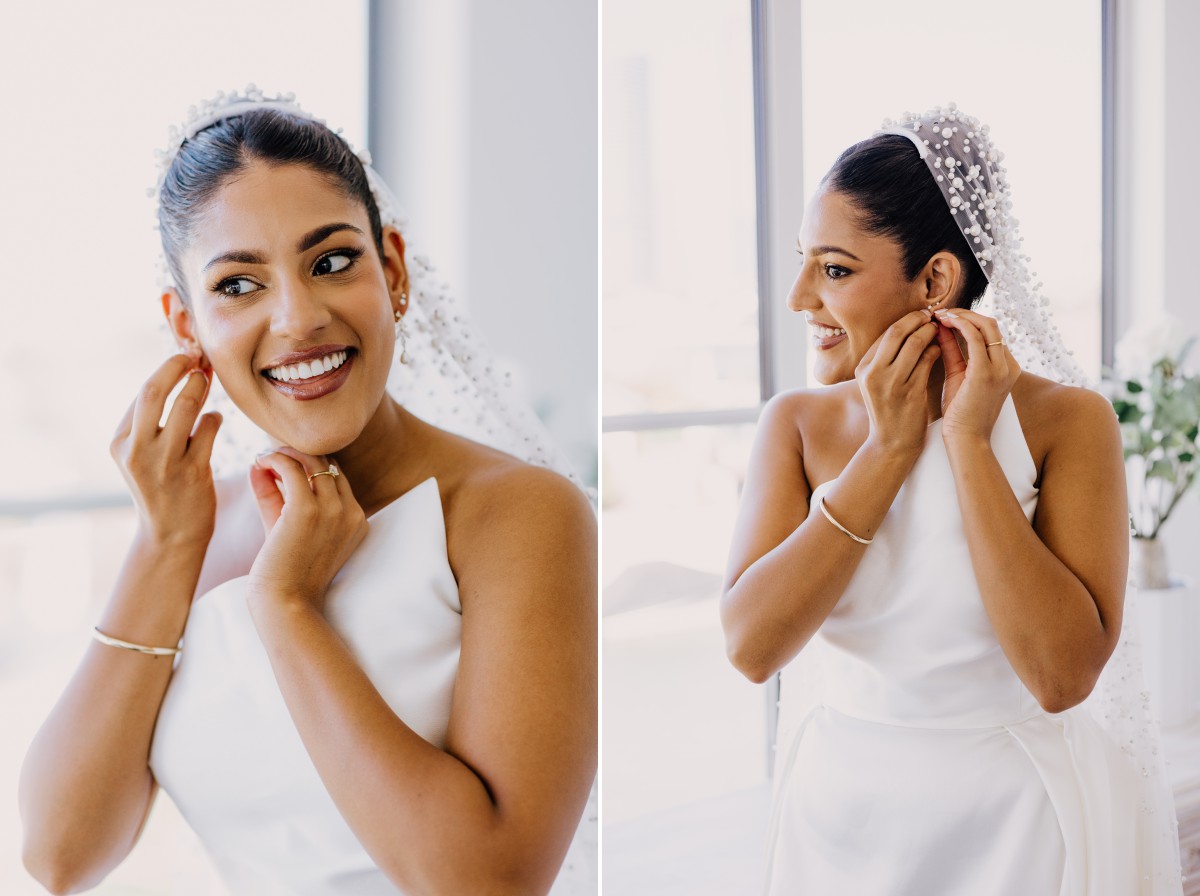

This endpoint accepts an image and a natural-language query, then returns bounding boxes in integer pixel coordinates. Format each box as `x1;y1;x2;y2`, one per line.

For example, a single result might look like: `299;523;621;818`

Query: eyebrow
796;242;863;262
202;222;367;272
297;222;365;254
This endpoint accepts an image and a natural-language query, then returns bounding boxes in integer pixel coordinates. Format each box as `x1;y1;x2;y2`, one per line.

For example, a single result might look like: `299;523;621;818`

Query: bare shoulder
1011;372;1118;441
450;454;594;548
758;382;860;450
1010;372;1120;475
426;432;595;596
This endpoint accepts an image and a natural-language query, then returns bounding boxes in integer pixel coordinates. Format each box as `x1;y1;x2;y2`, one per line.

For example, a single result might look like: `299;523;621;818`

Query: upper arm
443;466;596;878
723;392;811;592
1029;387;1128;650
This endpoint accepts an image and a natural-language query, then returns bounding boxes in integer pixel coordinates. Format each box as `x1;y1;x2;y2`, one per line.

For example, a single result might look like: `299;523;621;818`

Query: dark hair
822;134;988;309
158;109;384;301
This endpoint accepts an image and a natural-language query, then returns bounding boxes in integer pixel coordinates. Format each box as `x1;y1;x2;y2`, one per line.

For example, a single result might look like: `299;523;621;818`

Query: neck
329;396;423;517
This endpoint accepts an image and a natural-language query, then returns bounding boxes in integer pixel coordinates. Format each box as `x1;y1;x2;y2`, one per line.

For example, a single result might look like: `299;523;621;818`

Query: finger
111;397;137;446
186;411;223;465
249;464;285;532
936;312;992;367
938;308;1003;343
161;369;212;453
329;460;355;499
907;340;942;385
891;320;940;378
273;446;322;478
254;451;315;508
272;447;339;497
874;308;936;367
131;353;203;440
306;462;341;498
936;321;968;379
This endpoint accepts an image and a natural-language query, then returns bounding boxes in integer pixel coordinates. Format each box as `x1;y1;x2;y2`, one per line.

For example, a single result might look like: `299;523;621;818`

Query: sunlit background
0;2;596;893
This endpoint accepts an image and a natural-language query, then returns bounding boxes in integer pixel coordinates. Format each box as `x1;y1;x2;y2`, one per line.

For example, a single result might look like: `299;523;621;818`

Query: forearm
722;438;917;681
249;596;548;896
20;532;205;890
946;435;1110;710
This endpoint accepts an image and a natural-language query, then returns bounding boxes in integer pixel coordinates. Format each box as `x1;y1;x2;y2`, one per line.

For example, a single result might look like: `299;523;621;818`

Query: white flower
1115;312;1194;375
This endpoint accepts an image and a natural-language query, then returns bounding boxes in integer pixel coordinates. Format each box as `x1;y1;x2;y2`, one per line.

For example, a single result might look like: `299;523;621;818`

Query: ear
918;252;962;310
161;289;210;369
379;225;411;318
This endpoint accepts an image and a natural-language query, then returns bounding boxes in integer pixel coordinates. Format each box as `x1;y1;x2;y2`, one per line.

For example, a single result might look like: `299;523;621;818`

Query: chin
811;363;855;386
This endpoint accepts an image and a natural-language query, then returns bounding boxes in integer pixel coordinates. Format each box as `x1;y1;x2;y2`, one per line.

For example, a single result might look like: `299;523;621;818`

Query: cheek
192;311;260;373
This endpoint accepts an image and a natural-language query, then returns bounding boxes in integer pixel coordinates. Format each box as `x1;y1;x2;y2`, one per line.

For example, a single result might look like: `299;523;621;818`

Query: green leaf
1126;380;1144;393
1148;458;1175;480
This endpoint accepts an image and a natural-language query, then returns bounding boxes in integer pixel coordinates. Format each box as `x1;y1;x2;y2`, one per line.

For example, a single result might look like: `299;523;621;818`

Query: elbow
721;604;780;684
724;633;777;684
22;845;95;896
1032;671;1099;715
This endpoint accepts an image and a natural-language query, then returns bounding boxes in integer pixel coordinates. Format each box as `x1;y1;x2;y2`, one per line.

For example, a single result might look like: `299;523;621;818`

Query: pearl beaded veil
876;104;1090;387
879;105;1182;890
153;86;583;491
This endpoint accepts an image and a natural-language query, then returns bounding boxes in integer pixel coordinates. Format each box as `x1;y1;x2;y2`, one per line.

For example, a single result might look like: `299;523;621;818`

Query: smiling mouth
809;323;847;350
265;349;351;383
261;349;357;401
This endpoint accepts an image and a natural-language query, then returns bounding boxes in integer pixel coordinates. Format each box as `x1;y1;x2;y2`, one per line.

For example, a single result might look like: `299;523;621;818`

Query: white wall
1117;0;1200;582
367;0;598;483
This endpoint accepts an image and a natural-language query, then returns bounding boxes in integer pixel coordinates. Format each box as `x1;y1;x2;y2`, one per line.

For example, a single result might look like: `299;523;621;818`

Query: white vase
1136;579;1200;728
1131;536;1172;590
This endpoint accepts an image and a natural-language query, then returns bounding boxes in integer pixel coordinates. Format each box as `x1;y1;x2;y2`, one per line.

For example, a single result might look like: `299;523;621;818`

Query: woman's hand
933;308;1021;443
855;308;942;456
247;449;368;613
109;352;223;547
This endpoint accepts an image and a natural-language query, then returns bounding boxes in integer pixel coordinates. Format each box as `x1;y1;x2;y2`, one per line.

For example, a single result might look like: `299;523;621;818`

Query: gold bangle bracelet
817;496;874;546
92;627;182;657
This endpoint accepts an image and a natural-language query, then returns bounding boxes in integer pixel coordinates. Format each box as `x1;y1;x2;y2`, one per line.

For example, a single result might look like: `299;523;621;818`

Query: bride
18;88;597;895
721;105;1181;894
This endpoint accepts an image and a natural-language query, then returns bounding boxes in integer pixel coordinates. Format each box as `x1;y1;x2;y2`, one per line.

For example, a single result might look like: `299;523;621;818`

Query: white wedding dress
765;395;1157;895
149;477;596;895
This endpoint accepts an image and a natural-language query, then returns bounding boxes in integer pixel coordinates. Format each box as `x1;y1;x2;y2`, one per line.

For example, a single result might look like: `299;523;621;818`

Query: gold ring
307;465;340;484
986;340;1005;347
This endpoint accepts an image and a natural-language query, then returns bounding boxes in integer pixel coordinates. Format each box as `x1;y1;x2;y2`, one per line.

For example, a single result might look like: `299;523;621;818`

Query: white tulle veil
153;87;596;894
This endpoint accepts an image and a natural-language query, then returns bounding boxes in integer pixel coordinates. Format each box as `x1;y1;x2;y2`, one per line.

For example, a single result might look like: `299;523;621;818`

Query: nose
786;263;817;314
270;274;332;339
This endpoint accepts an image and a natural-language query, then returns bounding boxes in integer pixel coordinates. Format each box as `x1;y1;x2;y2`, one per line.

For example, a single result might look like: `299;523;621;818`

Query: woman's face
167;161;407;455
787;187;927;385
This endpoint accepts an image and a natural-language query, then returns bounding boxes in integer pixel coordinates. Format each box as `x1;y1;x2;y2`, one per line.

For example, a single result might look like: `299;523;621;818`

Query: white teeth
810;324;847;338
267;350;349;382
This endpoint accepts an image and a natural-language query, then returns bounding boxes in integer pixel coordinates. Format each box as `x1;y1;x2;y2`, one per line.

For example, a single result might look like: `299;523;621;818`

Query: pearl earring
394;292;410;364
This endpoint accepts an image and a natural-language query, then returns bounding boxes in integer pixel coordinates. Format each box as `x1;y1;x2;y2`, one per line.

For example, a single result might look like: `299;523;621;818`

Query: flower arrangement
1107;314;1200;588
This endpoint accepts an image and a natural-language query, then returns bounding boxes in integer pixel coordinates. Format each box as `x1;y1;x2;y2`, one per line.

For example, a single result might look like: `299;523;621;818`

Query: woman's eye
824;264;849;279
219;277;261;297
314;252;355;276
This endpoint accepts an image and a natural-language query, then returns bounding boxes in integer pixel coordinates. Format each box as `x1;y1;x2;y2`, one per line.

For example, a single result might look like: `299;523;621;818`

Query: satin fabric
150;477;596;894
766;395;1140;895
